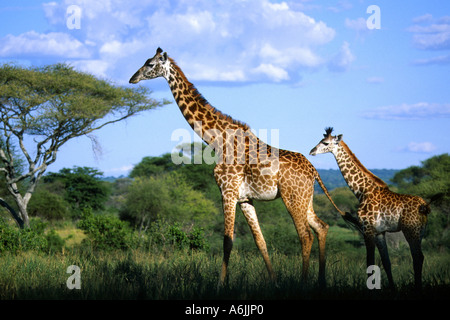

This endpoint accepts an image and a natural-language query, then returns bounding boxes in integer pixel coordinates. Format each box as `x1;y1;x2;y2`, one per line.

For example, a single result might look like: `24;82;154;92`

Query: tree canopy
392;154;449;204
0;63;169;227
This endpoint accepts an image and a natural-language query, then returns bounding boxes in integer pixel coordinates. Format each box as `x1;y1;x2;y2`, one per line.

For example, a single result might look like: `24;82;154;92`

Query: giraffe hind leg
403;227;424;289
306;198;329;287
375;233;395;289
297;219;314;283
281;194;314;283
239;200;276;284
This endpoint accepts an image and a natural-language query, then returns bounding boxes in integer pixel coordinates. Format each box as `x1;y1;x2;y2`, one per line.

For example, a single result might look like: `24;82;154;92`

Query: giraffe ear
163;52;168;61
336;134;343;142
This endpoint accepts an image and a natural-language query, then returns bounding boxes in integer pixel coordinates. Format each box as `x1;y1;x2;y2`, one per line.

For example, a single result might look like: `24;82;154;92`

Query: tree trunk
0;198;25;228
0;185;31;228
17;199;30;228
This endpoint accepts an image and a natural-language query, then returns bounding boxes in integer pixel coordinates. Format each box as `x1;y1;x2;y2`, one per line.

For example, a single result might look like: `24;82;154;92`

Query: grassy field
0;226;449;300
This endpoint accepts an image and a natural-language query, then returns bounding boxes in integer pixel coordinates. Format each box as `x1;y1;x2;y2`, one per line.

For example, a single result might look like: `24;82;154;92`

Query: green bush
143;219;209;251
188;226;210;251
0;219;48;253
28;190;70;220
45;229;66;253
120;172;218;231
166;223;190;249
77;209;135;250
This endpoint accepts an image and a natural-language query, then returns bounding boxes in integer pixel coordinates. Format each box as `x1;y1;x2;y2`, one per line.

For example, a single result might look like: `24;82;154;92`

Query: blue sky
1;0;449;177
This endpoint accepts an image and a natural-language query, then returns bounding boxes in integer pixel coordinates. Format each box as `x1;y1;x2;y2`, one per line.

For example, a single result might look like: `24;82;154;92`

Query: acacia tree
0;63;169;228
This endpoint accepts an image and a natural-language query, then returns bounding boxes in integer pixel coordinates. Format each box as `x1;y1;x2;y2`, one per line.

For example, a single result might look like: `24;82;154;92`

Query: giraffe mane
339;141;388;188
168;57;250;131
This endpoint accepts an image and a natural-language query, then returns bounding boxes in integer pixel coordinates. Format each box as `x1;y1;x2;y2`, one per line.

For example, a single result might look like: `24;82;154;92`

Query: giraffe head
309;127;342;156
129;47;170;83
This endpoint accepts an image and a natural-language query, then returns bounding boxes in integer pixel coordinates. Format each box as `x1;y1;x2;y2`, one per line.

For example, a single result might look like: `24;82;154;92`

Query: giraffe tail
314;170;346;217
419;203;431;215
314;170;363;232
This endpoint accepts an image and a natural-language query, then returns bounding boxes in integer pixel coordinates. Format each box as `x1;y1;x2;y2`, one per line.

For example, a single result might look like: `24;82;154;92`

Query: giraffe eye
322;142;329;146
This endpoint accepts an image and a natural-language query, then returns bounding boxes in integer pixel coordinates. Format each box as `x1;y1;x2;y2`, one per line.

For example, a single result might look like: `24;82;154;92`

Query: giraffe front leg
218;196;237;290
364;233;376;278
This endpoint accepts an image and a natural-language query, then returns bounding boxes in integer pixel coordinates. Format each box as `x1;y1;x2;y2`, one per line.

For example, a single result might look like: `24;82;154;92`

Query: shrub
188;227;210;251
77;209;135;250
144;219;210;251
45;229;66;253
120;173;218;231
28;190;70;220
0;218;48;253
166;223;190;249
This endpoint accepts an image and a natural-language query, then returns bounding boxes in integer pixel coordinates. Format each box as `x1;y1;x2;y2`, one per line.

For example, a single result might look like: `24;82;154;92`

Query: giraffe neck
163;58;271;167
165;58;249;140
331;141;387;199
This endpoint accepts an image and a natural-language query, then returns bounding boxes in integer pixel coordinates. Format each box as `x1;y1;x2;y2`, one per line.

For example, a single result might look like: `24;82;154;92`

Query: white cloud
327;1;353;13
408;15;450;66
100;39;146;58
69;59;110;79
362;102;450;120
402;142;437;153
186;62;247;82
0;31;91;58
327;41;355;72
252;63;290;82
366;77;384;84
412;54;450;66
13;0;342;82
408;14;450;50
142;0;336;82
2;0;347;83
103;165;133;176
258;43;322;68
412;31;450;50
412;14;433;24
345;17;367;32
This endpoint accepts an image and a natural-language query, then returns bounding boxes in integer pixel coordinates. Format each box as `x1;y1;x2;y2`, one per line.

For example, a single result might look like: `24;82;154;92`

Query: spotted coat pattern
310;129;430;288
130;48;347;288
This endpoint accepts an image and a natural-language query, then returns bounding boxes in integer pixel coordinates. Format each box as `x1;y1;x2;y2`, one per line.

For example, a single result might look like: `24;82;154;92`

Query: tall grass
0;246;448;300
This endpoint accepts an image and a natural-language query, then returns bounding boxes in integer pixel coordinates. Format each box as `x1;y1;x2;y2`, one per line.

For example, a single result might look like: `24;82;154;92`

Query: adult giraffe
310;127;430;288
130;48;349;288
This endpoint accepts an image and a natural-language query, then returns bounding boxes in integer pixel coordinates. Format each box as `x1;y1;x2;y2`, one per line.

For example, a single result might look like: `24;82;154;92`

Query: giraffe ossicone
130;48;351;289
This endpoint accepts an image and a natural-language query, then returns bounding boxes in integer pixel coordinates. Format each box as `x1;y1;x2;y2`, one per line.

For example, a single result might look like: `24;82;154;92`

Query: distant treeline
103;168;399;193
314;169;399;193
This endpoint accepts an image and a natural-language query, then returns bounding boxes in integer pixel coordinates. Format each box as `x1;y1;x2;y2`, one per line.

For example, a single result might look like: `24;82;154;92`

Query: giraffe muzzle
129;68;144;84
129;73;141;84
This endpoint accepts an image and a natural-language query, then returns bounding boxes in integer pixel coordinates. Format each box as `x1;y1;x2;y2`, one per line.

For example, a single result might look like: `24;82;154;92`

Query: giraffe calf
310;127;430;289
